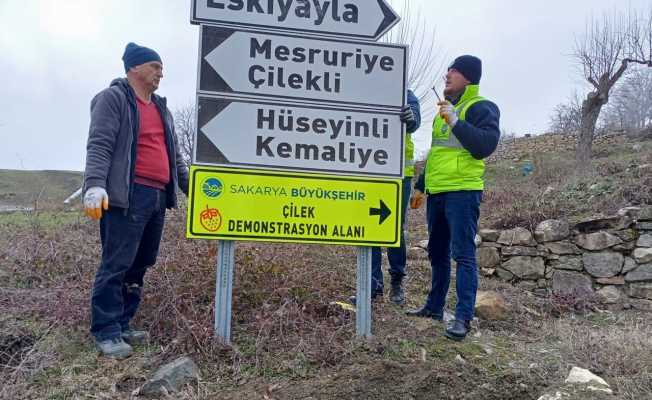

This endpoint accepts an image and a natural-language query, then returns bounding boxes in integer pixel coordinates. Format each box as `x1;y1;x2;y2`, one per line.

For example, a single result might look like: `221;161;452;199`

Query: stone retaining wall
475;205;652;311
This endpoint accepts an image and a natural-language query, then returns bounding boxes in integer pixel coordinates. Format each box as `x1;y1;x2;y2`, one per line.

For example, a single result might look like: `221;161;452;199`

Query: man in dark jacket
83;42;189;359
407;55;500;341
349;90;421;306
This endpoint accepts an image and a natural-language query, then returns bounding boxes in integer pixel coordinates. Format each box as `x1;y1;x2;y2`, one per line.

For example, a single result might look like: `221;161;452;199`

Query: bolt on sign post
188;0;403;343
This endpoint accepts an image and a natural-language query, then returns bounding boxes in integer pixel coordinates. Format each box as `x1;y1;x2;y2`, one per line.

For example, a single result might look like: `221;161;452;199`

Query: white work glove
83;186;109;220
399;105;415;124
438;101;459;127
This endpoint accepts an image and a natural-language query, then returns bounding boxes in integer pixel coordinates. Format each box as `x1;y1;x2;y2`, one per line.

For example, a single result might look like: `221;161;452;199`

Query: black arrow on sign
369;200;392;225
374;0;400;39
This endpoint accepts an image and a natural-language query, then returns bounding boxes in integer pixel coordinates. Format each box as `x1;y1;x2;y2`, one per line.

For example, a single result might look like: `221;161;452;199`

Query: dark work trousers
90;184;166;341
371;176;412;295
424;190;482;321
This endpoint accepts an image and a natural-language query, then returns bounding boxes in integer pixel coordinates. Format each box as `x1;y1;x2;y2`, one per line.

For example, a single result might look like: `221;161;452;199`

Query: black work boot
405;306;442;321
444;319;471;341
389;280;405;305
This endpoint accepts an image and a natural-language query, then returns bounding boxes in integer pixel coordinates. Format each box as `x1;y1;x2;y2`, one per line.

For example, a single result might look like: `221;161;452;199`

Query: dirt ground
1;207;651;399
2;138;652;399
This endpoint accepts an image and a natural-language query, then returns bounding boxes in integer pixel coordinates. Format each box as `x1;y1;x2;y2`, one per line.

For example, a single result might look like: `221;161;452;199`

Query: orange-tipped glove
83;187;109;220
410;190;425;209
438;101;458;127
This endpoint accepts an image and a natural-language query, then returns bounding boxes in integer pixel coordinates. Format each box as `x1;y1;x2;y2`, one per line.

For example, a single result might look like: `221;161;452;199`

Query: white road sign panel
198;26;407;109
194;95;404;177
190;0;400;41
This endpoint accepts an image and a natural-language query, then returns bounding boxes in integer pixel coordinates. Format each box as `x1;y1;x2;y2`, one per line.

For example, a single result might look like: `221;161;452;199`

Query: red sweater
134;97;170;189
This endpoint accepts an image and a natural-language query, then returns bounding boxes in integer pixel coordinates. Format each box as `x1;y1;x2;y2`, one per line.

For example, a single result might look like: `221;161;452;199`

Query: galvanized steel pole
215;240;235;344
356;246;373;338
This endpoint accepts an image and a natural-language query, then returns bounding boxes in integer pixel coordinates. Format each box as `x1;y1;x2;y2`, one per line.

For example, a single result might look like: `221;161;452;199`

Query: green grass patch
0;210;83;230
0;169;82;209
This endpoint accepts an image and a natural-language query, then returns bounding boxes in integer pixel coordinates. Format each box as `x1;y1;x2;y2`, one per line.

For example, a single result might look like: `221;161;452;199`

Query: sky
0;0;649;171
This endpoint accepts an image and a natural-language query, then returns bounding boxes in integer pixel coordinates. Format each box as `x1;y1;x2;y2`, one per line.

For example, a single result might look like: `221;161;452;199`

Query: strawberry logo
200;206;222;232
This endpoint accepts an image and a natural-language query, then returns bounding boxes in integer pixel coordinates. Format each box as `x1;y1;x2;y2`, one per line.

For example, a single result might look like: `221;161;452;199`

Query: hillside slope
0;169;82;210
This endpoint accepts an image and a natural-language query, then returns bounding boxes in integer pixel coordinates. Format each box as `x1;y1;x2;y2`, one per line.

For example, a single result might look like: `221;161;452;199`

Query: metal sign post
356;246;372;337
214;240;235;344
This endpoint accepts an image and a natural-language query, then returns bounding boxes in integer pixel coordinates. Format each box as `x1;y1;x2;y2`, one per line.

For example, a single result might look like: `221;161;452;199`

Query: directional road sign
190;0;400;42
198;26;407;109
187;166;401;246
194;95;404;177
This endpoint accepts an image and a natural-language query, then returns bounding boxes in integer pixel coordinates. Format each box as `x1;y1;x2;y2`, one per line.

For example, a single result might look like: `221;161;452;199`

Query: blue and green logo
202;177;224;199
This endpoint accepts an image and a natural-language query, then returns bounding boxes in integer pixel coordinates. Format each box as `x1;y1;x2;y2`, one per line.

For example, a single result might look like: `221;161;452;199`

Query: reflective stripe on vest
425;84;487;194
404;133;415;177
431;96;484;149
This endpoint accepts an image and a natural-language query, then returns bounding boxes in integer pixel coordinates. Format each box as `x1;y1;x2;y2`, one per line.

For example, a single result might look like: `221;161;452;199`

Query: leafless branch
381;1;446;122
573;12;629;91
174;105;196;169
601;68;652;132
572;5;652;165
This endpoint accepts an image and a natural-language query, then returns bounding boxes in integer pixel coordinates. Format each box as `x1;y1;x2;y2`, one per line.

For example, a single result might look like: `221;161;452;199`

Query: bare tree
601;68;652;133
382;1;446;124
549;91;583;135
174;105;195;169
573;6;652;167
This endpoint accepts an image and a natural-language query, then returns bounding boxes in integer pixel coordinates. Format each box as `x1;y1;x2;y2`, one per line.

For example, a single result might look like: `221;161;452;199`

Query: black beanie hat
448;55;482;84
122;42;162;73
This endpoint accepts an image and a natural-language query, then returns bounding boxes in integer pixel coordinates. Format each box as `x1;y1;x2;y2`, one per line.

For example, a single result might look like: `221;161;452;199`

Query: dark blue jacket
406;89;421;134
451;99;500;160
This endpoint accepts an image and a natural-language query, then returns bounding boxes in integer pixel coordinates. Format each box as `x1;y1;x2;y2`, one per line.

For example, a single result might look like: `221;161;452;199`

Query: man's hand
400;105;415;124
84;187;109;220
410;190;425;209
438;101;458;127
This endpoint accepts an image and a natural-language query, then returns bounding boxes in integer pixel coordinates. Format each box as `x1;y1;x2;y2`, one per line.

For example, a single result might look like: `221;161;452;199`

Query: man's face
132;61;163;91
443;68;470;96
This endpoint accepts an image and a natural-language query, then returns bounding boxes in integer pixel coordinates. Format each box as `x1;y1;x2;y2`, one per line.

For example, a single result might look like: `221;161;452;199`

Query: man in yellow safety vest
408;55;500;341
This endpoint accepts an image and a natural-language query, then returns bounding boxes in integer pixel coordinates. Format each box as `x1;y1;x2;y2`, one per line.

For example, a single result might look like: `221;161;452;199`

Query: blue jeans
371;177;412;294
424;190;481;321
90;184;166;341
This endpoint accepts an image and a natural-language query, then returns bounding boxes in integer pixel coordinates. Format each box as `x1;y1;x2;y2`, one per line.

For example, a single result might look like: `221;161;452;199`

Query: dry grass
0;137;651;399
481;138;652;229
1;210;651;399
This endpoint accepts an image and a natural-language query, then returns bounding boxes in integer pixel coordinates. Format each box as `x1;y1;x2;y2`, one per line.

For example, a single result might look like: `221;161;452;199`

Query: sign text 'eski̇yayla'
191;0;400;41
